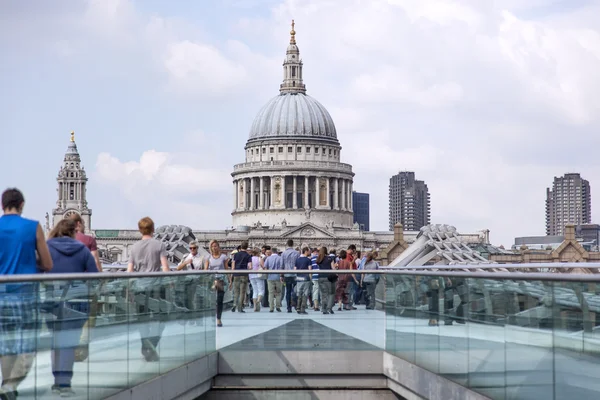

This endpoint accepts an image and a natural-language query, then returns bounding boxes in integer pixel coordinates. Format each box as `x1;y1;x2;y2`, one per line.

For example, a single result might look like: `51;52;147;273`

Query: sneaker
59;387;76;397
276;308;281;312
0;386;18;400
51;385;61;394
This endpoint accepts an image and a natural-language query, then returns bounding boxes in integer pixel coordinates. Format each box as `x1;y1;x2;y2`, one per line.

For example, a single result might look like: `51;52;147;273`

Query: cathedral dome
248;93;338;142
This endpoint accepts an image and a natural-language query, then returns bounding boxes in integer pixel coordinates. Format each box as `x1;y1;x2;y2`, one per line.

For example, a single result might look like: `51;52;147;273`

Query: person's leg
428;286;440;326
257;279;265;311
312;280;320;310
238;277;248;312
284;277;293;311
295;283;303;313
232;277;240;312
1;353;35;394
366;283;376;309
275;281;283;310
262;279;270;308
216;284;225;324
318;278;328;313
267;281;275;311
250;278;259;311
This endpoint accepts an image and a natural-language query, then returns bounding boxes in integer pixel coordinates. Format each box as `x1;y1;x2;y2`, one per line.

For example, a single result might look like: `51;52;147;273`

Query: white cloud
7;0;600;247
164;40;248;95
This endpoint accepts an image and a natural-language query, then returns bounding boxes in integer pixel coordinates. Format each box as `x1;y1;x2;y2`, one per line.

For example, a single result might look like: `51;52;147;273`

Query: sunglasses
190;247;198;250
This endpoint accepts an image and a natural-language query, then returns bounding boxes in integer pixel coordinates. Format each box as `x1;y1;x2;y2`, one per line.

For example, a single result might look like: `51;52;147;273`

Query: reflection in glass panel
0;274;216;400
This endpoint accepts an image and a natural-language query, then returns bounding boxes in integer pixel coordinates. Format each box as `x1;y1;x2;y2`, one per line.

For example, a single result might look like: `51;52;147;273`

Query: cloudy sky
2;0;600;247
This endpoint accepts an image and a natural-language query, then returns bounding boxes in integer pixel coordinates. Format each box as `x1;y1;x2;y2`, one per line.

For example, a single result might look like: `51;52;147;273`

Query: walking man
0;188;53;399
281;239;299;313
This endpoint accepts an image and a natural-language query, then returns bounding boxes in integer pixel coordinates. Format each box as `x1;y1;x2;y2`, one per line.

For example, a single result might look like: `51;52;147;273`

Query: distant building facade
352;191;370;231
546;173;591;236
52;131;92;231
388;171;430;231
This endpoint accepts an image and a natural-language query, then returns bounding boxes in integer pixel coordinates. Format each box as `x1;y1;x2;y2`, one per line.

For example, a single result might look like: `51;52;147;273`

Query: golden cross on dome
290;19;296;44
70;130;75;142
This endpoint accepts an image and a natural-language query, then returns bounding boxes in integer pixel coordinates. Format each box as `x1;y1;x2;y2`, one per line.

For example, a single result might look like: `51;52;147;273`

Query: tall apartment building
352;191;370;231
546;173;591;236
389;171;431;231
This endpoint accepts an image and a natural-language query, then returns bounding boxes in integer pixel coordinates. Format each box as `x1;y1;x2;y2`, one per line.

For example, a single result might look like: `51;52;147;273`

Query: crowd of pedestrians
220;239;381;318
0;187;381;398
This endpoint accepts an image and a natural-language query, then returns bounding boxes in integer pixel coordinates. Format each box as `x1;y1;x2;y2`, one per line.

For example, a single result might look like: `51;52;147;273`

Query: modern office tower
546;173;591;236
352;191;370;231
389;172;430;231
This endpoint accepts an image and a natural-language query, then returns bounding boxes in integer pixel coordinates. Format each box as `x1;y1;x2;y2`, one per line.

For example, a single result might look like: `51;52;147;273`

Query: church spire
280;20;306;94
52;131;92;230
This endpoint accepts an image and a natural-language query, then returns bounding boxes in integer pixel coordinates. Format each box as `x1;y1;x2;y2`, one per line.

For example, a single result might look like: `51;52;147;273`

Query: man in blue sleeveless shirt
0;188;53;399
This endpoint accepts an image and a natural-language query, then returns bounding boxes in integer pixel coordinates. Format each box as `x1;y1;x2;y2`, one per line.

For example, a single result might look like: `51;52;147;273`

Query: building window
334;150;337;156
278;147;283;153
306;147;311;153
270;147;274;153
329;149;332;155
251;149;253;155
315;148;319;154
262;148;266;154
297;147;302;153
288;147;292;153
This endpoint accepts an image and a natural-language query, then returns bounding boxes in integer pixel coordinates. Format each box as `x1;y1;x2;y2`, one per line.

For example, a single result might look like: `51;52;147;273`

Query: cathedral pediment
281;223;335;239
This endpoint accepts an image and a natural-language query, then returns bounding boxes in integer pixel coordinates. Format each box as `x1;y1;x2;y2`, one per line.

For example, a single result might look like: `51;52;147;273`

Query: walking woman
249;248;265;312
46;219;98;397
204;240;228;327
316;247;337;314
360;251;380;310
335;250;352;311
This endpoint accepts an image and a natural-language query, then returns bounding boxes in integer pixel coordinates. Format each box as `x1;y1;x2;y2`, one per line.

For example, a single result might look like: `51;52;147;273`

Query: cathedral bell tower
52;131;92;231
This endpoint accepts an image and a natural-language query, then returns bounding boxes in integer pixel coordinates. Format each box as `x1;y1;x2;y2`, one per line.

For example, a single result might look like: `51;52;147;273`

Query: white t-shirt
184;253;204;270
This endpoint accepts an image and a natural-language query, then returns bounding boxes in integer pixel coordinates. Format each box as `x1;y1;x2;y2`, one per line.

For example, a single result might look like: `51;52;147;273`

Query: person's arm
177;256;191;271
160;255;170;272
127;262;134;273
204;258;209;270
36;223;53;271
88;238;103;272
85;251;99;273
91;250;103;272
160;243;170;272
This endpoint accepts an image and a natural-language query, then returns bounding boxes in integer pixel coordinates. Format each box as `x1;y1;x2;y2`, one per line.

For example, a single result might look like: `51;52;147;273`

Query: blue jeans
45;302;88;386
284;277;297;310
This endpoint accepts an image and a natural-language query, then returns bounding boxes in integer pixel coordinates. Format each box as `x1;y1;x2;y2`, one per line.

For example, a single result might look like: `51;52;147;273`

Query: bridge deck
10;304;600;399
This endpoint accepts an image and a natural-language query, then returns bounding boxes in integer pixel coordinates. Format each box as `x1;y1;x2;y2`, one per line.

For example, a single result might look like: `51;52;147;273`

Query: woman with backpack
46;219;98;397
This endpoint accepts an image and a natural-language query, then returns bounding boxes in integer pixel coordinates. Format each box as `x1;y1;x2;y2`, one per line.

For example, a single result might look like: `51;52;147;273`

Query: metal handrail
380;262;600;270
2;269;600;283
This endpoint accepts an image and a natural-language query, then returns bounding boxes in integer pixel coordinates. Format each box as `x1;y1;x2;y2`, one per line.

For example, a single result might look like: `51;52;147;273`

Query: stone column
326;177;331;209
315;176;319;208
341;179;346;210
270;176;275;209
233;180;238;210
259;177;264;210
334;178;339;210
250;177;256;210
348;181;354;211
293;176;298;209
305;176;309;208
